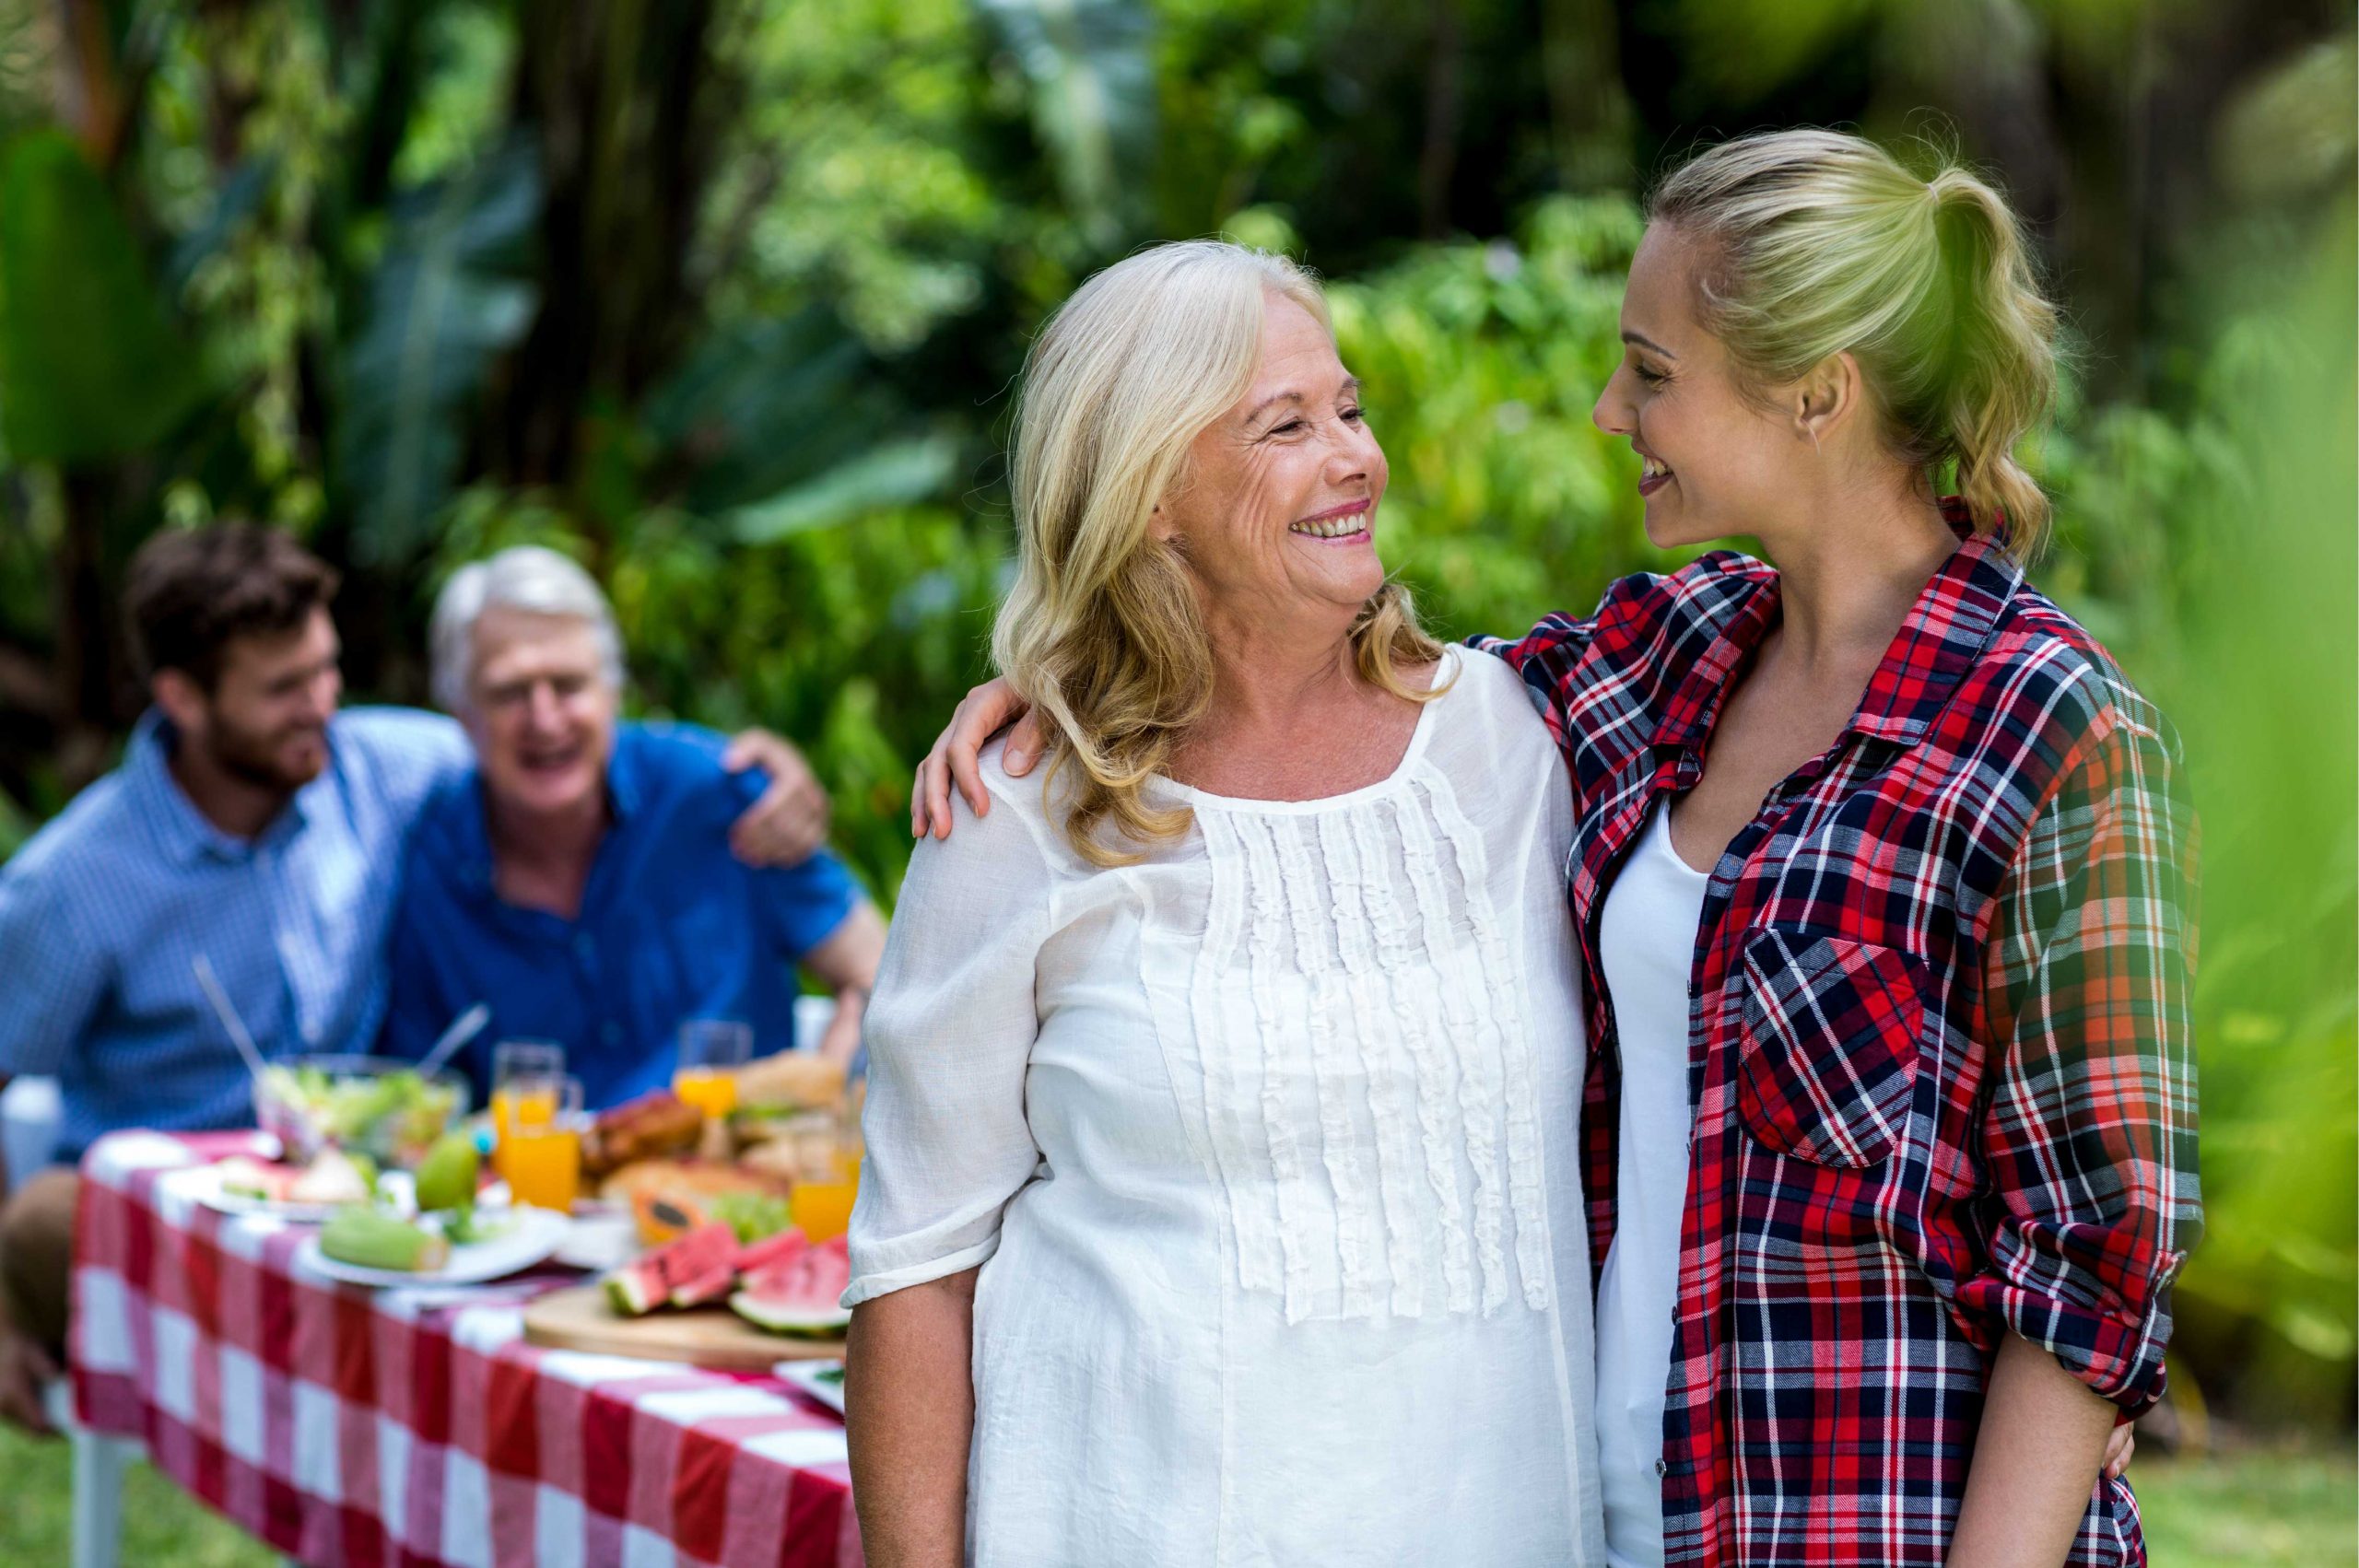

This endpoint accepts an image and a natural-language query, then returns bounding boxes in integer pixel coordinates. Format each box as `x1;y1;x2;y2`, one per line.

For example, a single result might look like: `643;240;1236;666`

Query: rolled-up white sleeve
842;779;1055;1307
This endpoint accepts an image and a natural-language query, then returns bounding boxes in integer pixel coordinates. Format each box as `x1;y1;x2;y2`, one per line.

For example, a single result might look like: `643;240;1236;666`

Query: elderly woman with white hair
843;242;1605;1566
380;545;886;1106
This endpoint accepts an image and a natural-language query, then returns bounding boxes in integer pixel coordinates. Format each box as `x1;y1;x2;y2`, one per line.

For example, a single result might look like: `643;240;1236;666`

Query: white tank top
1593;799;1712;1568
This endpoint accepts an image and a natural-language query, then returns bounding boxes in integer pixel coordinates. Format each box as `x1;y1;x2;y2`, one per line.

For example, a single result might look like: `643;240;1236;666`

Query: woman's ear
1794;351;1864;446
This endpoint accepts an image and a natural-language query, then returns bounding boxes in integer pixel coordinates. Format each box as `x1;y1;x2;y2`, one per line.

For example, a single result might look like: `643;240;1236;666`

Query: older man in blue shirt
381;547;886;1109
0;526;831;1431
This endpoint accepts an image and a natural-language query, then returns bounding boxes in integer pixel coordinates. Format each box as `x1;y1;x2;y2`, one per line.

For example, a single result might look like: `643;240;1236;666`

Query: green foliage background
0;0;2348;1440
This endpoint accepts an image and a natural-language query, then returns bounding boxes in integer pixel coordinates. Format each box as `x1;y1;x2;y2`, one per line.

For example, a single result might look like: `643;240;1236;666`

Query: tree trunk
491;0;722;510
53;467;118;789
1417;0;1464;240
1541;0;1634;192
52;0;126;167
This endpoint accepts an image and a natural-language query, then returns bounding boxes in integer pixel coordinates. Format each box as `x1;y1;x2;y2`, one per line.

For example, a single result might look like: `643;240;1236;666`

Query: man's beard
202;710;328;796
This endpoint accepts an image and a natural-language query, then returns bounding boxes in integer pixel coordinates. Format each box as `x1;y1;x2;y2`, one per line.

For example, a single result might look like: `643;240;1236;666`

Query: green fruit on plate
320;1206;450;1272
412;1131;479;1213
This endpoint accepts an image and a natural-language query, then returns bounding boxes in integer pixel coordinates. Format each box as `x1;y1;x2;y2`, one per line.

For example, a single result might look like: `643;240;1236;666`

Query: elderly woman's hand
911;679;1044;839
722;729;833;865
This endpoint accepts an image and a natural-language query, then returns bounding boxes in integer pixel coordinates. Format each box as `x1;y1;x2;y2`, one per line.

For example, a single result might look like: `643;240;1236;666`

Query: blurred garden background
0;0;2351;1561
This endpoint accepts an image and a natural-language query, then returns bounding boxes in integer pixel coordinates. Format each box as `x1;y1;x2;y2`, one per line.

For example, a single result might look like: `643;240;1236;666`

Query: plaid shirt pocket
1735;928;1928;1168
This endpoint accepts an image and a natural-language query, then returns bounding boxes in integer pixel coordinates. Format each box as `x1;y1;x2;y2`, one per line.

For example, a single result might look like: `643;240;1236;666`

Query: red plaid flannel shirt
1485;504;2200;1566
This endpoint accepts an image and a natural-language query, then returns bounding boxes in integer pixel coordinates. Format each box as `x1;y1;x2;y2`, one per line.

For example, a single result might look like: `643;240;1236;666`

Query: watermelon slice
730;1234;853;1338
733;1228;811;1276
603;1222;739;1316
666;1262;739;1309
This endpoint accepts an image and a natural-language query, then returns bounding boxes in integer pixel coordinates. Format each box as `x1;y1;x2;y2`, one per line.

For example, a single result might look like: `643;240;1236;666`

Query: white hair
429;545;626;714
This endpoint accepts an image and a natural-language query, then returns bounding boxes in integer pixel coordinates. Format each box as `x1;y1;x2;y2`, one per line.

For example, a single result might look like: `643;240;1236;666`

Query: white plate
773;1358;846;1415
552;1208;639;1272
183;1165;513;1226
179;1164;413;1223
294;1206;573;1288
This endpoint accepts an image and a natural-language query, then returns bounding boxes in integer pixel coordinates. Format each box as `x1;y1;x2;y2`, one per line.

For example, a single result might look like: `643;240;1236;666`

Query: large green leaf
974;0;1156;246
729;431;963;543
644;306;910;514
163;156;275;295
0;130;202;466
334;137;540;565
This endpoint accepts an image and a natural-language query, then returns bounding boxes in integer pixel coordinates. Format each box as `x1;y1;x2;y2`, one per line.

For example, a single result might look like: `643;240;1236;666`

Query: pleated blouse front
849;649;1605;1568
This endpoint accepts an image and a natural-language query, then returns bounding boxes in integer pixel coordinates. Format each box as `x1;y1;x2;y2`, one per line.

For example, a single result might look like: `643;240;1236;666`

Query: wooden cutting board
521;1285;845;1370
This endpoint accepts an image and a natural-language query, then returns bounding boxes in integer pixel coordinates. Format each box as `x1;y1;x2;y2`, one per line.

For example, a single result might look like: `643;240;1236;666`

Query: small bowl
254;1056;470;1170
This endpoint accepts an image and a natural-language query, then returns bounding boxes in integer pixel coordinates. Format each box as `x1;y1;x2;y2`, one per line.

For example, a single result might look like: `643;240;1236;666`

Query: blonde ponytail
1650;131;2063;558
1925;168;2057;555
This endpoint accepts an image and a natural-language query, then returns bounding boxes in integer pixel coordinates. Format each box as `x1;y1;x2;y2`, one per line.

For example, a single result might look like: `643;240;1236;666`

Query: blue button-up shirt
0;708;469;1164
381;721;862;1111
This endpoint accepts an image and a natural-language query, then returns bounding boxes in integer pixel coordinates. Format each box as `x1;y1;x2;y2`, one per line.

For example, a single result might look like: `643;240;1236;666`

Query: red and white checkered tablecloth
68;1129;863;1568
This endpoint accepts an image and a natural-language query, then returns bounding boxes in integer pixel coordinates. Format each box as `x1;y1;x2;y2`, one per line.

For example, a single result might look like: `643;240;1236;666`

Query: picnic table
67;1129;863;1568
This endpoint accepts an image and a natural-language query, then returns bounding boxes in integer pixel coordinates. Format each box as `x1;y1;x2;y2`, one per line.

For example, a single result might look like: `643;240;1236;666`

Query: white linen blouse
847;648;1606;1567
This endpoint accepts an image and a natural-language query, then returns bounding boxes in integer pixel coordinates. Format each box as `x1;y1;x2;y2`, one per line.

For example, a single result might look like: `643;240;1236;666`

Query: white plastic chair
792;994;839;1055
2;1075;61;1194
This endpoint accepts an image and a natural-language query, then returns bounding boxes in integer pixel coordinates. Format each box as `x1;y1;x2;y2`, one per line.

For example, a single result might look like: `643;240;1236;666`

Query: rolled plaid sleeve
1962;704;2202;1414
1467;582;1649;755
1470;616;1595;754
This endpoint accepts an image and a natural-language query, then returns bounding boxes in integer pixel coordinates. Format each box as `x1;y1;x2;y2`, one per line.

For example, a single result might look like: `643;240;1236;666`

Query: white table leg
46;1379;132;1568
69;1425;129;1568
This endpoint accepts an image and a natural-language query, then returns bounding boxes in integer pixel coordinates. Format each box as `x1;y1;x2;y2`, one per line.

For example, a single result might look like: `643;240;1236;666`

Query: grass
0;1422;2350;1564
2137;1440;2359;1564
0;1423;278;1567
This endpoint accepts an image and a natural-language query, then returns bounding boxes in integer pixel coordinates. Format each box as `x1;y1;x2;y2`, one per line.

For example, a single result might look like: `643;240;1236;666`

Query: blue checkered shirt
0;707;468;1164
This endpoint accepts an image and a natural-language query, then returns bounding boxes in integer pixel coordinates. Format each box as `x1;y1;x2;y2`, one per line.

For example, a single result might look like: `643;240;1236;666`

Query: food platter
521;1284;844;1368
174;1159;394;1223
180;1162;515;1225
293;1205;572;1288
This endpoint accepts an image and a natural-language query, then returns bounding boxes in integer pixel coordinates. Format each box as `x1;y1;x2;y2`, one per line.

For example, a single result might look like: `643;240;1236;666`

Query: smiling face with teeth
1150;291;1390;637
464;604;620;828
1592;223;1820;551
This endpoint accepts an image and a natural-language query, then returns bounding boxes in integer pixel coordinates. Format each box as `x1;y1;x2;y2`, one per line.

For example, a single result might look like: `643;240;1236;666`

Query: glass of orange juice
490;1040;566;1183
674;1020;752;1119
502;1073;584;1212
786;1112;863;1244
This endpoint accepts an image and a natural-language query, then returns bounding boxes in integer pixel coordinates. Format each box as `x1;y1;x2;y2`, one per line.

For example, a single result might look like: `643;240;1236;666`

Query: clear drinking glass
500;1072;585;1212
786;1106;864;1244
674;1020;753;1119
491;1040;567;1182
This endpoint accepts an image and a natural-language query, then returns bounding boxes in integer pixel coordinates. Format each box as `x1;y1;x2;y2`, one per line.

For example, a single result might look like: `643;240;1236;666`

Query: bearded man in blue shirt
0;525;833;1432
380;547;886;1112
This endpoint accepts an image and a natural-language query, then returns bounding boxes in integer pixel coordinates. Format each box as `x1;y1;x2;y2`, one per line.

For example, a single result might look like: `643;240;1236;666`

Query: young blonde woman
918;131;2194;1567
846;241;1606;1567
